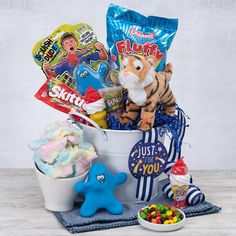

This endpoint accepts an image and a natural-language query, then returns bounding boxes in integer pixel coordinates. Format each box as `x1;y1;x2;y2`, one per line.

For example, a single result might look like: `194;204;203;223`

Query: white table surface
0;169;235;236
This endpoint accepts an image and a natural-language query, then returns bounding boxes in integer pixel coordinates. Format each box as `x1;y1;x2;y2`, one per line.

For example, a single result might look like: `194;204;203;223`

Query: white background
0;0;235;170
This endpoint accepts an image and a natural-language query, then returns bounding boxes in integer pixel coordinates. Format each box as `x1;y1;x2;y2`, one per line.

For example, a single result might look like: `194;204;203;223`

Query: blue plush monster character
74;62;109;95
74;163;127;217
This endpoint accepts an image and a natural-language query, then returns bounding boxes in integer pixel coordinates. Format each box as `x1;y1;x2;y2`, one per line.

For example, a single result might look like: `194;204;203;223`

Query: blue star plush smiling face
87;164;110;190
96;174;105;184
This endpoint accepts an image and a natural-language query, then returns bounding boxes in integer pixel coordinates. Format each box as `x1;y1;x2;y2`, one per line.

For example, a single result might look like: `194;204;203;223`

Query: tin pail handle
68;111;108;141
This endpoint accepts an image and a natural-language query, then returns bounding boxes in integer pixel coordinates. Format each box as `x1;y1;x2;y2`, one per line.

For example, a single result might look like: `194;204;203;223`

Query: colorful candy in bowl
138;204;186;231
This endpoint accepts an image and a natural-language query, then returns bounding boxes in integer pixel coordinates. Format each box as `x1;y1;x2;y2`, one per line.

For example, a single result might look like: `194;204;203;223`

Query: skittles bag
32;24;113;115
106;4;178;72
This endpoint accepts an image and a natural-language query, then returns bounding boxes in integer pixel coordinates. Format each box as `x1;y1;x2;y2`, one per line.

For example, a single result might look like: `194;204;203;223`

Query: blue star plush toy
75;62;109;95
74;163;127;217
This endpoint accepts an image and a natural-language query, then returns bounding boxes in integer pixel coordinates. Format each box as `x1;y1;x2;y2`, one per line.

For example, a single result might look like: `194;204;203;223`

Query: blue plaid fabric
54;179;221;233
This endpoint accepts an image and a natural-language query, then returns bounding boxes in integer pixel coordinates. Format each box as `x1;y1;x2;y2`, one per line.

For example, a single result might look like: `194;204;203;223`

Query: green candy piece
175;212;181;218
140;212;147;219
161;213;167;219
161;207;166;213
164;206;169;211
143;208;148;214
177;217;181;222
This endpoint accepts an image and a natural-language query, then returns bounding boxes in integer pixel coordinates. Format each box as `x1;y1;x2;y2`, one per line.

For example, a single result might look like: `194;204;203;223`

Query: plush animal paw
164;63;173;82
138;112;155;131
164;104;176;117
137;120;151;131
119;115;133;125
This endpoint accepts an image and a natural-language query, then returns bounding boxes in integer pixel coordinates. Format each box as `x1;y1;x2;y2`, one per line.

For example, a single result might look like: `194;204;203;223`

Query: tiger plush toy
118;54;176;131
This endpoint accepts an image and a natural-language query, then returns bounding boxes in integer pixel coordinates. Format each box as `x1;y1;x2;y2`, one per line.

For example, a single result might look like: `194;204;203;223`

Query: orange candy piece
151;218;157;224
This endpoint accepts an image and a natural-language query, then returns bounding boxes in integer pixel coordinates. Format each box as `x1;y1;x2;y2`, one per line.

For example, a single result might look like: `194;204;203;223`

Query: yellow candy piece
173;216;178;223
166;210;172;216
164;220;169;224
149;204;156;210
151;211;156;216
169;220;174;224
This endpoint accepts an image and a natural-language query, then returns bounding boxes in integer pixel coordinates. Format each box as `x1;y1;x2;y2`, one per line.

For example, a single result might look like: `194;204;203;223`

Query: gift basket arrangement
29;4;221;233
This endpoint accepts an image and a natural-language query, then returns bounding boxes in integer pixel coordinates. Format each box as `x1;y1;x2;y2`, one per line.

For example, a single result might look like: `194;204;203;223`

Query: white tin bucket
35;164;88;212
69;112;165;203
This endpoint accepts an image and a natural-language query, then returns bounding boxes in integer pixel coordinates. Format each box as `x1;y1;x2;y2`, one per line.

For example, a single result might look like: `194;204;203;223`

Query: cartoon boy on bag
42;32;108;79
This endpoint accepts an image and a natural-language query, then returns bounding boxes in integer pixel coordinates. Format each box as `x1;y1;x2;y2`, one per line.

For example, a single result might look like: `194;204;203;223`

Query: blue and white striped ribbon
162;179;205;206
164;108;186;176
160;107;204;206
136;128;158;202
186;184;205;206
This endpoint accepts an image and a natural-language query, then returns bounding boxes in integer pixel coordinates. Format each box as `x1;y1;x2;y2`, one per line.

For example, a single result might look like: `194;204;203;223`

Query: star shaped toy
74;163;127;217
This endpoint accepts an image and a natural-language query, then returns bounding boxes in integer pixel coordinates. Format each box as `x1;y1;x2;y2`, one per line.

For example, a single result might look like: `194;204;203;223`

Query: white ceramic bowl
138;207;186;232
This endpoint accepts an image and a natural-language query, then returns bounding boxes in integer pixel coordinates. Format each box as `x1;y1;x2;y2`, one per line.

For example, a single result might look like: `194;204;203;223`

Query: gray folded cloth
54;179;221;234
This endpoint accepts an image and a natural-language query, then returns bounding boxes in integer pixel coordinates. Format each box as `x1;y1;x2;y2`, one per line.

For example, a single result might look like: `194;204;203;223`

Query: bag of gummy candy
106;4;178;72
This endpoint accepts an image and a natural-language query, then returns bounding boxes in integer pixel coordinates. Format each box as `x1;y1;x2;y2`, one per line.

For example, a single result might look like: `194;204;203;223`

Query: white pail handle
68;111;108;141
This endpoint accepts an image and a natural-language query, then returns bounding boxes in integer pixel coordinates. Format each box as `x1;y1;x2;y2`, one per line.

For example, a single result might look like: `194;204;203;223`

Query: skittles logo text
48;84;86;107
115;39;164;59
129;141;168;179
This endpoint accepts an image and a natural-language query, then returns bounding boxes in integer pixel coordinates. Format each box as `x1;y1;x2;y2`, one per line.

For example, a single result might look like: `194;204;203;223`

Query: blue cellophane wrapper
106;4;178;71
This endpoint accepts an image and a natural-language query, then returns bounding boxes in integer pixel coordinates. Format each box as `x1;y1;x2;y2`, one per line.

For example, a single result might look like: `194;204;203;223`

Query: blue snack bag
106;4;178;72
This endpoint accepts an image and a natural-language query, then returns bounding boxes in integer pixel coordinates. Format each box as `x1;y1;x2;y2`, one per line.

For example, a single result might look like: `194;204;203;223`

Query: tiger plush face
118;54;175;131
119;55;156;90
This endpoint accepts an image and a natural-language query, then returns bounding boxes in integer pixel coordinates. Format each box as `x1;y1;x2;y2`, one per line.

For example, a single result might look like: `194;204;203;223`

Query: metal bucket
69;112;164;203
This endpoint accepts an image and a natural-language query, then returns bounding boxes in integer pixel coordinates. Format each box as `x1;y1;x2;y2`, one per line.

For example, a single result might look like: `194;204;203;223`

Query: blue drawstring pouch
106;4;178;72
